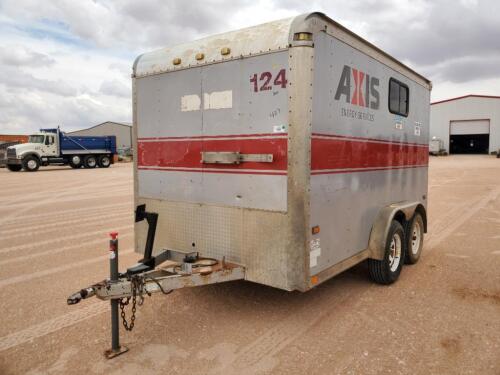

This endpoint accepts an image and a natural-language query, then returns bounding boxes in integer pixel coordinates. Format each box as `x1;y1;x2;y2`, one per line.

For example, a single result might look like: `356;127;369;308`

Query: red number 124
250;69;287;92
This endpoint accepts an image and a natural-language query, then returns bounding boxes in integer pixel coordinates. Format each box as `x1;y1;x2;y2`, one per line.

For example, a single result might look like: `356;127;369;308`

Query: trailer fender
368;202;427;260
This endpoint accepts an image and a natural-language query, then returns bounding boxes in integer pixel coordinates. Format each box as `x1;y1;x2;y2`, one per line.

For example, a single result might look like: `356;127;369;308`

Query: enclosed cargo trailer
132;11;430;290
68;12;431;355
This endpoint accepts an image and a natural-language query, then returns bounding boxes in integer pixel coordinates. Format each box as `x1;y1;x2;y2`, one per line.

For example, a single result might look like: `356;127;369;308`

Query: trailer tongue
67;256;244;304
67;205;245;358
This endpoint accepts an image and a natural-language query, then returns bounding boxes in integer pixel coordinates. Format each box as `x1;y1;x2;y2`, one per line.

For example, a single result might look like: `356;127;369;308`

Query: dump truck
6;127;116;172
68;12;431;357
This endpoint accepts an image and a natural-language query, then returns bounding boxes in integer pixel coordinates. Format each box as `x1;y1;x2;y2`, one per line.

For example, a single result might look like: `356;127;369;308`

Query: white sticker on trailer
414;122;421;136
310;238;321;268
181;94;201;112
273;124;287;133
203;90;232;110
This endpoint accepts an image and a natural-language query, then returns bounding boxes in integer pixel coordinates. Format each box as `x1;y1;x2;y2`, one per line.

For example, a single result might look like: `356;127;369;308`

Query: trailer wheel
368;220;405;285
23;155;40;172
98;155;111;168
84;155;97;168
69;155;82;169
404;213;424;264
7;164;22;172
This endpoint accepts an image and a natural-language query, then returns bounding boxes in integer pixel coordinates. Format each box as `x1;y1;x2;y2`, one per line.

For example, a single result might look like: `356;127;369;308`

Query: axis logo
334;65;380;110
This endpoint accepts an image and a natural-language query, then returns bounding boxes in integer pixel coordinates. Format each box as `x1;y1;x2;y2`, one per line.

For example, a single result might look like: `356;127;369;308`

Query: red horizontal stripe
138;167;286;175
311;137;428;171
312;133;428;147
137;138;288;171
138;133;428;175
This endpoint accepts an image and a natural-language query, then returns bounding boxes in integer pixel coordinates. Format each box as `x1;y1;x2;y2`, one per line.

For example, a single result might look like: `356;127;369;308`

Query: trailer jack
67;205;245;358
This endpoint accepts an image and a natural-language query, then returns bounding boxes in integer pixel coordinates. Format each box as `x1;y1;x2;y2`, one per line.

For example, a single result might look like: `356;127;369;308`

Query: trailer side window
388;78;409;117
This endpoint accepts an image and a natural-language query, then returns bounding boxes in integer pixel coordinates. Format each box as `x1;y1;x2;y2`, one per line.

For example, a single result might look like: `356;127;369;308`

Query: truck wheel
84;155;97;168
404;213;424;264
69;155;82;169
7;164;22;172
98;155;111;168
23;156;40;172
368;220;405;285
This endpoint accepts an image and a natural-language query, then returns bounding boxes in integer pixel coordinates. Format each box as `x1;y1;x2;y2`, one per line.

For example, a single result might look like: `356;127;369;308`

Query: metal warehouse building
68;121;132;155
430;95;500;154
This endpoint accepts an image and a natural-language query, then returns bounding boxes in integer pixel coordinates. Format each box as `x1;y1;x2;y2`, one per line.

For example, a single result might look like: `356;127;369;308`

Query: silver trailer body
132;12;431;292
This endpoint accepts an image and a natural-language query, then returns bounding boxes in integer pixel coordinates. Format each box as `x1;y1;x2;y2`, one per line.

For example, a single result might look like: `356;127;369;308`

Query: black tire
98;155;111;168
368;220;405;285
69;155;83;169
7;164;22;172
83;155;97;169
404;213;424;264
22;155;40;172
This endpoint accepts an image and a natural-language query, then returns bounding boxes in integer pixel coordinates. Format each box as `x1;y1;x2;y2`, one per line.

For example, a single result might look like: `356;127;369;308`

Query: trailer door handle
201;151;273;165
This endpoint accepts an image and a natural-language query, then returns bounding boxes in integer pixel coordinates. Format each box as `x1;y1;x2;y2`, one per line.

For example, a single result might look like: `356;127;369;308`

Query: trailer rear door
136;52;289;212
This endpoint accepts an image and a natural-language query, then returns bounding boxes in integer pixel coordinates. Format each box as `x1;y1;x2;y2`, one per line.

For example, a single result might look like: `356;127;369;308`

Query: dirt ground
0;156;499;375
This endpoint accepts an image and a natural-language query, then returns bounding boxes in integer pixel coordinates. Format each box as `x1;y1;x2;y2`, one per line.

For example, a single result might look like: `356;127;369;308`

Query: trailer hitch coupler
67;287;95;305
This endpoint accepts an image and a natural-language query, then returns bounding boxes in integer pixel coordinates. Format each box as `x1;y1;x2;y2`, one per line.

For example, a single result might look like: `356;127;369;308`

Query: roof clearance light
221;47;231;55
294;32;313;41
173;57;181;65
195;53;205;61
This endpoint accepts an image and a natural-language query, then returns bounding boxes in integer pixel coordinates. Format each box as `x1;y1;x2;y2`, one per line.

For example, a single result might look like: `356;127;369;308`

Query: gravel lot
0;156;499;375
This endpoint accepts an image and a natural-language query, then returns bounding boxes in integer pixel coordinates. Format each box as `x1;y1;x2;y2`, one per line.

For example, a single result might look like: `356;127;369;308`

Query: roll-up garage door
449;120;490;154
450;120;490;135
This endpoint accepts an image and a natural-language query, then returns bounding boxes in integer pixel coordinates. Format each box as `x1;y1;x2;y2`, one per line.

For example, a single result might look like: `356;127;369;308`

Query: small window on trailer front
389;78;409;117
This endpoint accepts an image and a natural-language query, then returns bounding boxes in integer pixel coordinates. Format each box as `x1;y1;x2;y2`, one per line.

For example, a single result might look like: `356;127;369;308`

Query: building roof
69;121;132;133
431;94;500;105
133;12;430;87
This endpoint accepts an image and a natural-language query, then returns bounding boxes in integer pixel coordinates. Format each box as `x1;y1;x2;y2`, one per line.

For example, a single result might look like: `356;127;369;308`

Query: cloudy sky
0;0;499;134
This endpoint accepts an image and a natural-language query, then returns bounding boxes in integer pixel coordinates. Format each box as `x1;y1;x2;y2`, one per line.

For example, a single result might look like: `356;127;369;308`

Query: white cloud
99;79;130;98
1;67;75;96
0;45;55;67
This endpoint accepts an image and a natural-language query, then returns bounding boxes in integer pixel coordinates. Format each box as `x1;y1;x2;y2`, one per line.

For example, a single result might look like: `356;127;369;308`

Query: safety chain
118;274;172;331
119;276;146;331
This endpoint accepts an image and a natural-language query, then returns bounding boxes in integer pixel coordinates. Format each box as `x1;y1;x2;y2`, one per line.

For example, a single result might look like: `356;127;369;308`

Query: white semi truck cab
6;128;116;172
